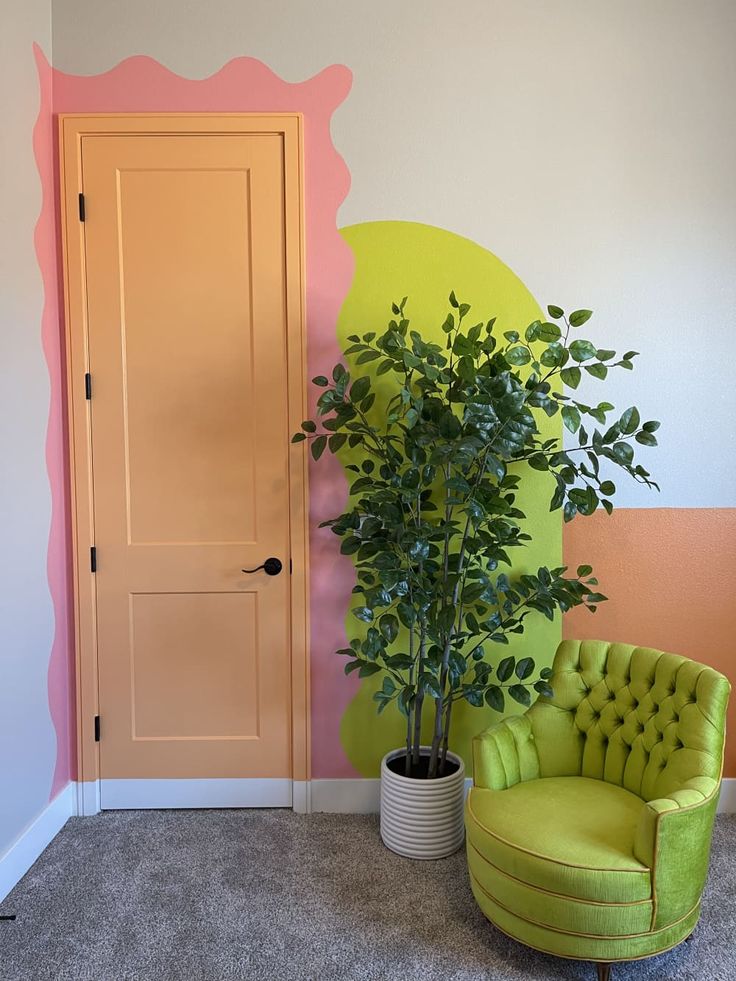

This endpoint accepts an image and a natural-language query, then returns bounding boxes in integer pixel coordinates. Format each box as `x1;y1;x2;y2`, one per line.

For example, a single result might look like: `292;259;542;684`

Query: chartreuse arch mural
334;221;563;777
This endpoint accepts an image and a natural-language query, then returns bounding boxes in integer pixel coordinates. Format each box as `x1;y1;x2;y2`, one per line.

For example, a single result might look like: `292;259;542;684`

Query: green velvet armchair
465;639;730;980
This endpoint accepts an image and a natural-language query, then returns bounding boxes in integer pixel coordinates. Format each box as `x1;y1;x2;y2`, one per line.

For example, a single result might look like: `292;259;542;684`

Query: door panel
80;132;293;793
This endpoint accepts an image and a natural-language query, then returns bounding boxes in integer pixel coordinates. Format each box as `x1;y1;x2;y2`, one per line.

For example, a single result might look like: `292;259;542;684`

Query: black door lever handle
242;557;283;576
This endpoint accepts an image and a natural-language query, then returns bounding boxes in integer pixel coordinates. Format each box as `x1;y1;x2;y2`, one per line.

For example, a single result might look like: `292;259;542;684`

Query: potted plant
294;294;658;858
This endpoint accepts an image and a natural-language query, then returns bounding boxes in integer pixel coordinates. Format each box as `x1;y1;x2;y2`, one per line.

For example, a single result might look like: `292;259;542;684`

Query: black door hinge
90;546;97;573
289;558;293;574
94;715;100;742
78;193;86;222
84;372;92;400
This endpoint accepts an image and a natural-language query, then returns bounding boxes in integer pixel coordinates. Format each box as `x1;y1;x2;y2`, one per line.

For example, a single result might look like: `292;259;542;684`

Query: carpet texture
0;811;733;980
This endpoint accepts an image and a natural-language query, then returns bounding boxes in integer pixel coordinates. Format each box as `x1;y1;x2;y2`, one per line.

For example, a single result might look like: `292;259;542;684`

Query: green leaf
291;433;306;443
635;431;658;446
561;405;581;433
596;349;616;361
560;366;581;389
312;375;329;387
569;339;598;362
350;377;371;401
485;686;505;712
379;614;399;643
619;406;640;435
547;304;564;320
509;684;532;706
612;441;634;465
533;680;554;698
356;349;381;364
353;606;374;623
576;564;593;576
497;656;515;682
301;420;317;433
643;420;660;433
449;290;459;308
397;602;416;628
506;346;531;365
537;321;562;342
569;309;593;327
311;435;327;461
585;363;608;380
515;657;534;680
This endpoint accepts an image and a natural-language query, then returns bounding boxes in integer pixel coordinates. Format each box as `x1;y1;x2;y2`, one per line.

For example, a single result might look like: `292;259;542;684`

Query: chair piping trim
467;841;653;909
471;888;700;965
470;871;699;941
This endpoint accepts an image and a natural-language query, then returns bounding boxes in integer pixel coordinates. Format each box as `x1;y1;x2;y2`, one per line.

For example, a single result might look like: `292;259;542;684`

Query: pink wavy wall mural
34;46;361;791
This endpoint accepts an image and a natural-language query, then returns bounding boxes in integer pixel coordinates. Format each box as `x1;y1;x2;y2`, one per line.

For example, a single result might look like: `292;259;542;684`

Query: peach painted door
80;132;293;807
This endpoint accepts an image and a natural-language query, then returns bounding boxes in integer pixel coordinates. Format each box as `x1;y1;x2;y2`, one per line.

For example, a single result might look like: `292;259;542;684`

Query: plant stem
439;698;453;775
405;620;415;776
428;695;445;778
412;620;427;765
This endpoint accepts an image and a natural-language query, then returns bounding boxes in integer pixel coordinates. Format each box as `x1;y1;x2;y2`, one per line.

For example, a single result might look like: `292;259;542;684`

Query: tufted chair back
527;639;730;801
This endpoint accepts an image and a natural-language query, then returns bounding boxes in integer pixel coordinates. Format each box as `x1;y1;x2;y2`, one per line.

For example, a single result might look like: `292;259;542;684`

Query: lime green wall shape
336;221;562;777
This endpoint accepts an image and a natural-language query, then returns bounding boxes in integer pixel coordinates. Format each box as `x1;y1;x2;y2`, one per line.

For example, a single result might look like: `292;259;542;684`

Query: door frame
58;113;311;813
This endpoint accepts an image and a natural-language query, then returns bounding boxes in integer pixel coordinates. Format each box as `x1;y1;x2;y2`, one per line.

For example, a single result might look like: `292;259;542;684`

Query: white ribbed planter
380;747;466;859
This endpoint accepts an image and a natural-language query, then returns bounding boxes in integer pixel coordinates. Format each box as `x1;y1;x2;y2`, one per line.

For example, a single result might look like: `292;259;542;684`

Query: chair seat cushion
466;776;652;905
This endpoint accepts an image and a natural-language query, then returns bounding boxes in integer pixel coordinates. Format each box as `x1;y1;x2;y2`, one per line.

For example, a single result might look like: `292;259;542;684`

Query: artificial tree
293;295;658;779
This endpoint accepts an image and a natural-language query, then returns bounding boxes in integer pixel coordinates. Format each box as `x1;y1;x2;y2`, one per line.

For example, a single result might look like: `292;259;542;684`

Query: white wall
0;1;58;858
50;0;736;507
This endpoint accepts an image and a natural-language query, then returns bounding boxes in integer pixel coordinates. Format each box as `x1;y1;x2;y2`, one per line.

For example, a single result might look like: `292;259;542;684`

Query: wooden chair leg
596;965;612;981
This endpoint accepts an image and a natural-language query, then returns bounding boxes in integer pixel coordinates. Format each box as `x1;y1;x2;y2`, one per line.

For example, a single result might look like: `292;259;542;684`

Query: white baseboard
718;777;736;814
0;775;732;903
0;783;75;903
76;779;100;817
292;780;311;814
99;777;292;809
310;778;380;813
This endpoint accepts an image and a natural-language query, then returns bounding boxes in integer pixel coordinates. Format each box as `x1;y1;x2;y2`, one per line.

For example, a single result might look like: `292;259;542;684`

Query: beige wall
49;0;736;507
0;0;57;856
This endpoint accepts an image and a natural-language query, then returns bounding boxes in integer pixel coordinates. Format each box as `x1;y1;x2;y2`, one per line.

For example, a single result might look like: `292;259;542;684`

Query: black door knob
241;557;283;576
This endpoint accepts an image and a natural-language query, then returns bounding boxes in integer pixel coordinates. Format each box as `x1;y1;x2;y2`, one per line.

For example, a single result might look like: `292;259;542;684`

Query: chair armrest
471;714;540;790
633;776;721;929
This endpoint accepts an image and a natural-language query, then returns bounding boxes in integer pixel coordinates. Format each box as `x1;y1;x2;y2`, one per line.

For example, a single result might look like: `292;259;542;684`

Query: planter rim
381;746;465;784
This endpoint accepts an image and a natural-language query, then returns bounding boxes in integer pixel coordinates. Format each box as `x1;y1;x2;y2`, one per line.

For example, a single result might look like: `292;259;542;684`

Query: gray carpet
0;811;734;981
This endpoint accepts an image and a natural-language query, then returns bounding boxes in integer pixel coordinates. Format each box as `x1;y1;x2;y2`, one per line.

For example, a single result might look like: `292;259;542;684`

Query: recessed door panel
130;591;260;740
119;167;259;545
